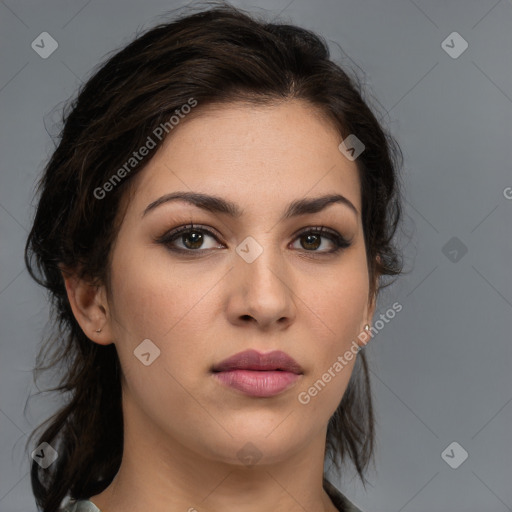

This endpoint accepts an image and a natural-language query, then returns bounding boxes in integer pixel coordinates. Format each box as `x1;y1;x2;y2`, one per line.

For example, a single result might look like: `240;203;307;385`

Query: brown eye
180;230;206;250
157;224;224;254
300;233;322;251
156;224;351;257
291;227;352;255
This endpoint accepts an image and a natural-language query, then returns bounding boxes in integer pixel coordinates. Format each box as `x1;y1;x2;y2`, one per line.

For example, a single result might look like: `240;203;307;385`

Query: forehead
123;99;361;220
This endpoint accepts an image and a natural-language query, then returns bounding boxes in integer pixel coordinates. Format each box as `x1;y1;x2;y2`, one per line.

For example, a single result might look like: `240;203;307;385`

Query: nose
225;243;297;330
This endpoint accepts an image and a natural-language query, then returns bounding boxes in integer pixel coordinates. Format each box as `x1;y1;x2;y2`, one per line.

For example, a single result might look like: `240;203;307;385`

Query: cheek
109;246;194;336
107;248;218;376
310;256;369;342
107;251;213;426
296;255;368;414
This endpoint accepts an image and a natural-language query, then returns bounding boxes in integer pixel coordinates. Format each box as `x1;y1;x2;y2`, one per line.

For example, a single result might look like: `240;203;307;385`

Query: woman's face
101;99;375;466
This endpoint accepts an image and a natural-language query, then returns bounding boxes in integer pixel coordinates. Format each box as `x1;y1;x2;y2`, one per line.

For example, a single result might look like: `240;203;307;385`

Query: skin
63;99;377;512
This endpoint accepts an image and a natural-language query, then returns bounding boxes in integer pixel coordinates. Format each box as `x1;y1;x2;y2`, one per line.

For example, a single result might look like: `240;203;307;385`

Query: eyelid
160;223;221;240
293;225;345;239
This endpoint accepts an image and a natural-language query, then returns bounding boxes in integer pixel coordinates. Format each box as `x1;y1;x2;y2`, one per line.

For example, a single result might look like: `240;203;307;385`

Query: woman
24;3;403;512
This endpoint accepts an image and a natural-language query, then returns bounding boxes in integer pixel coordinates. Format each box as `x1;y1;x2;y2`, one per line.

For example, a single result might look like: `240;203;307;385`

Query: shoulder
323;477;366;512
61;485;363;512
60;499;101;512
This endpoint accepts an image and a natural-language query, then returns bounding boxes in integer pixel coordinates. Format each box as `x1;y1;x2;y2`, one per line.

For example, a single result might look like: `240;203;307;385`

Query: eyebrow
142;191;358;220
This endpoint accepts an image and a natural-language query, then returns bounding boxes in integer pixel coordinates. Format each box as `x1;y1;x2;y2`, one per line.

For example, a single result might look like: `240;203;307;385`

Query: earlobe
60;268;113;345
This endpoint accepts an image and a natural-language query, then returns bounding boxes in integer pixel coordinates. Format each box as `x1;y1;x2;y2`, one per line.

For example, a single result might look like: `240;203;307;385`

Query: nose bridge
237;233;286;292
230;233;295;326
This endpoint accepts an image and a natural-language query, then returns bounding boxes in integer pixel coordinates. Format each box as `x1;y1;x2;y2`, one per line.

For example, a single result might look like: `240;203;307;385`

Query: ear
357;255;380;347
60;265;113;345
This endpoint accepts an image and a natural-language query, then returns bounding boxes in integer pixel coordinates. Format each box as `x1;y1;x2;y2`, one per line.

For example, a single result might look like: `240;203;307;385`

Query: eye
156;224;352;256
156;224;224;253
290;226;352;255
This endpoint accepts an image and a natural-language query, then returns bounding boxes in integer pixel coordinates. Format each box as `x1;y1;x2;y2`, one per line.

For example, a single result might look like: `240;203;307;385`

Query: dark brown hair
24;3;403;511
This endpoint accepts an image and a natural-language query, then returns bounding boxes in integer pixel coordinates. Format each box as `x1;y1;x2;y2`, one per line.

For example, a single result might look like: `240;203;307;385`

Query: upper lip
212;349;303;374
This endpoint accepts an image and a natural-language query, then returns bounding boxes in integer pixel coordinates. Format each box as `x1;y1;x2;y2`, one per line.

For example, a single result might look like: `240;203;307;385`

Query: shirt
60;478;364;512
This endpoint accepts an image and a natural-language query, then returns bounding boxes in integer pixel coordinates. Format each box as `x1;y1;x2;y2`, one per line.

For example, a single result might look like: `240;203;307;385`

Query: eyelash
155;223;352;258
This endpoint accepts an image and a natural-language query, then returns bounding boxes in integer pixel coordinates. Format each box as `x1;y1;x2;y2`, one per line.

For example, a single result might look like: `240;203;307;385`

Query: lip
212;349;303;374
211;349;303;398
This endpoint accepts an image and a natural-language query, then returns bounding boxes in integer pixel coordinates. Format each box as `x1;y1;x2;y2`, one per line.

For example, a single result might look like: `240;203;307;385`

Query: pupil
184;231;203;249
302;234;320;250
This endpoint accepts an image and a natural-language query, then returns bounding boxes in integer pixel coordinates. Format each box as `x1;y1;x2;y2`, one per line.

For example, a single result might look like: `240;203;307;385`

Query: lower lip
212;370;301;397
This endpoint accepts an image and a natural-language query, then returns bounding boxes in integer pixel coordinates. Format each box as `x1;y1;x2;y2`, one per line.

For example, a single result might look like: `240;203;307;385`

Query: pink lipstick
211;349;303;398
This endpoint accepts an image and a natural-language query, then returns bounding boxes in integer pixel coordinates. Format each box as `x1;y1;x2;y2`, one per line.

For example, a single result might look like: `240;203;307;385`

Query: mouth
211;349;303;398
211;348;303;374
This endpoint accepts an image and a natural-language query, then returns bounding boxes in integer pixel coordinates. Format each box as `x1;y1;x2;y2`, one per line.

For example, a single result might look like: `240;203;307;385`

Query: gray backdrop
1;1;511;511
